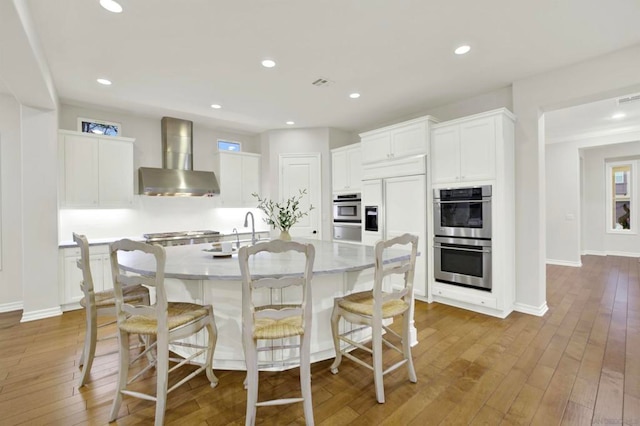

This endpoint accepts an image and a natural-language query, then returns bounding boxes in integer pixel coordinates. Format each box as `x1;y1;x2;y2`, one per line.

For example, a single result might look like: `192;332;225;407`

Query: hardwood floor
0;255;638;425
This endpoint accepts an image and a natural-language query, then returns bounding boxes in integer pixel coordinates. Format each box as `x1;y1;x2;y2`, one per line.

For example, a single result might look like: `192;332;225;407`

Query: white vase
278;230;292;241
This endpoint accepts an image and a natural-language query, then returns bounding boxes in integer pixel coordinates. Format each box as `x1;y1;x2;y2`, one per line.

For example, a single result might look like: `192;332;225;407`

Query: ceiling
20;0;640;134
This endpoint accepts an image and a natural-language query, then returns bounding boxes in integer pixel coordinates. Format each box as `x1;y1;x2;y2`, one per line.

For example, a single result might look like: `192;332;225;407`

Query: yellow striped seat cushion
80;284;149;308
119;302;211;335
253;316;304;340
337;291;408;318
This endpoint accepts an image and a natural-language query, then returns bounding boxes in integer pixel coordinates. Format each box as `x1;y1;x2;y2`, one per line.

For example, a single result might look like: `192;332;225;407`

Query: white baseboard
605;250;640;258
513;301;548;317
581;250;607;256
546;259;582;267
20;306;63;323
0;301;23;313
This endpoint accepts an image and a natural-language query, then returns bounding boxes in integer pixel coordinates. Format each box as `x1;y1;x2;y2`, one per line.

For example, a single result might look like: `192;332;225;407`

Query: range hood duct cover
138;117;220;196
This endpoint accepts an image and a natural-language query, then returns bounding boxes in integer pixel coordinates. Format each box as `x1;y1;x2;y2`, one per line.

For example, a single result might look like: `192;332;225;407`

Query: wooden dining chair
108;239;218;426
329;233;418;403
238;240;316;426
73;232;150;387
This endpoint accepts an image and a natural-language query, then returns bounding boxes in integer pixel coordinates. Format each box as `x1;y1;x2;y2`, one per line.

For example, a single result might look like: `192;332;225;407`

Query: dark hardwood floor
0;255;638;425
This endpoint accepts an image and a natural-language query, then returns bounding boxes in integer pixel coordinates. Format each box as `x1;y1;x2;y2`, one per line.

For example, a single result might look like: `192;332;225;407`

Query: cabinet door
431;126;461;184
361;132;391;164
101;255;113;291
63;253;104;304
459;117;495;181
98;138;134;206
347;147;362;191
241;155;261;206
390;122;426;159
218;153;243;206
62;134;99;206
331;150;349;192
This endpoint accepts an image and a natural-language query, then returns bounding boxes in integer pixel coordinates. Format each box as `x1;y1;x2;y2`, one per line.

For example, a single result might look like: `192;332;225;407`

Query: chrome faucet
244;211;256;246
232;227;240;249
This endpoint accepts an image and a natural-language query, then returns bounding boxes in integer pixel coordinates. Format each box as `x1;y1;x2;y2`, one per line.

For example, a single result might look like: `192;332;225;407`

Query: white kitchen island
116;238;414;370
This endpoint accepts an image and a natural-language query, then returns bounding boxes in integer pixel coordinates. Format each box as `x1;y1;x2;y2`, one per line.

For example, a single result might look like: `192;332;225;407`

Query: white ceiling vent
617;94;640;105
312;77;333;87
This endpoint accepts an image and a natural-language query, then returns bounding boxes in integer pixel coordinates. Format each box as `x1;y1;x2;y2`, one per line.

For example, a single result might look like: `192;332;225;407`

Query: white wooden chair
329;233;418;403
73;233;150;387
108;239;218;426
238;240;315;426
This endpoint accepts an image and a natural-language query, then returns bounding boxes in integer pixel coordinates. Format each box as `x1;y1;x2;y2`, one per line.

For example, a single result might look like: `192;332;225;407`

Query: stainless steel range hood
139;117;220;196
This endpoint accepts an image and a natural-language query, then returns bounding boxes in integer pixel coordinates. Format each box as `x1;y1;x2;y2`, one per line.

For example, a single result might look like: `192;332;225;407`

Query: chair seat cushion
119;302;211;335
254;316;304;340
337;291;409;318
80;284;149;308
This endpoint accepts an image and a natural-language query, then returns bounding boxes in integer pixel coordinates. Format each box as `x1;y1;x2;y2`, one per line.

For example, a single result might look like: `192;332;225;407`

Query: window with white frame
77;117;121;136
217;140;241;152
606;160;637;233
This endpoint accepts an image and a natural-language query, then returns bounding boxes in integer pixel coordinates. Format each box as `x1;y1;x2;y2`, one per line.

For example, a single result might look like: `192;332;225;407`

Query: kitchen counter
116;238;415;370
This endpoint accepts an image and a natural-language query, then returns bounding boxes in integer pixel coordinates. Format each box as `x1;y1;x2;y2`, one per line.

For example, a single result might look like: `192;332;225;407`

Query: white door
279;154;322;239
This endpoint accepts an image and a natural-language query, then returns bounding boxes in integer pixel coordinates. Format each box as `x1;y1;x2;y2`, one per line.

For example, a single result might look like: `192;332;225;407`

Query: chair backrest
109;239;167;329
373;233;419;307
73;232;95;298
238;240;315;338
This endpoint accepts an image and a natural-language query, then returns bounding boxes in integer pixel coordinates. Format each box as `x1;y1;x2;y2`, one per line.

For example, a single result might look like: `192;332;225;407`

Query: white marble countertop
116;238;411;280
58;230;270;248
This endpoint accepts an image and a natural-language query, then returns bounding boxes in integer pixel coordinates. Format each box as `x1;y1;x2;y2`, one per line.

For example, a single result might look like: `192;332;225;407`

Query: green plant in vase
252;189;314;240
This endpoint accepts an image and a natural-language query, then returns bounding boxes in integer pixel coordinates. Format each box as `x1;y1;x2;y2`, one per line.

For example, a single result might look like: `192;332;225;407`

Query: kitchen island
116;238;414;370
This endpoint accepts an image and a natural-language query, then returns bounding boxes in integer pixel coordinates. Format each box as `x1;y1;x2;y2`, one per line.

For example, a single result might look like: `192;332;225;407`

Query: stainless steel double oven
332;193;362;243
433;185;492;291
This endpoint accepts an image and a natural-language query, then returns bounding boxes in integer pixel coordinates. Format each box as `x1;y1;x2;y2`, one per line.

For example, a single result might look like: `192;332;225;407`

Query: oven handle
434;199;491;204
434;244;492;254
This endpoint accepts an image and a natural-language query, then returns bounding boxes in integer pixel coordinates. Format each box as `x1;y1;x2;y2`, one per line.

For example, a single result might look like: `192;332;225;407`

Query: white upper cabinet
58;130;134;208
360;117;437;164
431;113;503;185
213;151;261;207
331;143;362;193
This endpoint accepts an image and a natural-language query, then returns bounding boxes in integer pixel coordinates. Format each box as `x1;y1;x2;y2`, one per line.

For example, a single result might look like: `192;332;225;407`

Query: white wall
582;141;640;257
0;94;24;312
545;142;582;266
512;44;640;316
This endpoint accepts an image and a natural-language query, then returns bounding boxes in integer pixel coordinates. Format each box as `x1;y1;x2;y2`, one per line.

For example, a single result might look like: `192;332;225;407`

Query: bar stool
330;233;418;403
73;233;150;387
238;240;315;426
108;239;218;426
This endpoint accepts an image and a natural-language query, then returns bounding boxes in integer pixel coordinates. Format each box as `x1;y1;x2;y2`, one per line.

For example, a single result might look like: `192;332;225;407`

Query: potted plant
252;190;314;240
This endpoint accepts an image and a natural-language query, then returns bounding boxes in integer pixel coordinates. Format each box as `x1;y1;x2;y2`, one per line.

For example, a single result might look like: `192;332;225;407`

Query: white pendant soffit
21;0;640;133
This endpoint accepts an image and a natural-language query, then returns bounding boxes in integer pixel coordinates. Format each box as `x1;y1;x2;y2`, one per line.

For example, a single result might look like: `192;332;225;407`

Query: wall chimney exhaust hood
139;117;220;196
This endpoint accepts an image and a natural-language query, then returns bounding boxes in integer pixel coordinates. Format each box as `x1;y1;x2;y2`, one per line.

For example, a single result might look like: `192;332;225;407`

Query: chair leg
372;320;385;404
329;302;342;374
154;335;169;426
109;329;130;422
204;319;219;387
245;339;259;426
300;333;314;426
78;307;97;387
403;312;417;383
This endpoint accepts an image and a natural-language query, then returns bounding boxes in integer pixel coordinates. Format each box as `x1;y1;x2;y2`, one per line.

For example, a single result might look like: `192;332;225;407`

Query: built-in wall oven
433;185;492;239
433;185;492;291
434;236;492;290
333;193;362;242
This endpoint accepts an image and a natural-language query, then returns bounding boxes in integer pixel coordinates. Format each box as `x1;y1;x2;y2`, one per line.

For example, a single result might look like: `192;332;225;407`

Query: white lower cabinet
59;245;112;310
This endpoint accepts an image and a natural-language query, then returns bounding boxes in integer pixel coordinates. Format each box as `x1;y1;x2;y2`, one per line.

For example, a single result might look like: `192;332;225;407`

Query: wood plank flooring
0;254;638;425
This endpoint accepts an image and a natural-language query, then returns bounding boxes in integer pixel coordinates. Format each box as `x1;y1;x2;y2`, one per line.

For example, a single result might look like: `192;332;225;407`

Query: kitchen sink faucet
232;228;240;249
244;212;256;246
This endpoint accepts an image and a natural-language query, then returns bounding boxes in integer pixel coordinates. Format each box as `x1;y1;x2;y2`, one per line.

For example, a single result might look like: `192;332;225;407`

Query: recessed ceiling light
454;45;471;55
261;59;276;68
211;104;222;109
286;121;295;125
349;93;361;99
611;112;626;120
96;78;112;85
99;0;123;13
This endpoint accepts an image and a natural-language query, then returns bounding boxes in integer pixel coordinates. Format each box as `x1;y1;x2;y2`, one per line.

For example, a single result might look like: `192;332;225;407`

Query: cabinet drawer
433;284;497;309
